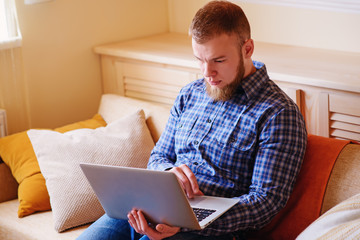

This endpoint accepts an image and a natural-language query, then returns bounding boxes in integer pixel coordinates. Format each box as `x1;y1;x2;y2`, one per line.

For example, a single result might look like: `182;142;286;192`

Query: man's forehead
191;35;238;59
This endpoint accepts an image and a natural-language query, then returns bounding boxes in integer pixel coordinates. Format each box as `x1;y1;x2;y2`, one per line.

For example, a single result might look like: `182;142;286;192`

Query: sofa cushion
27;110;154;232
0;114;107;217
0;199;86;240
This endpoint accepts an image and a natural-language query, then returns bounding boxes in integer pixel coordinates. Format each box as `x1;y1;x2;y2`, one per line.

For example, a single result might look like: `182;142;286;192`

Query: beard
206;54;245;102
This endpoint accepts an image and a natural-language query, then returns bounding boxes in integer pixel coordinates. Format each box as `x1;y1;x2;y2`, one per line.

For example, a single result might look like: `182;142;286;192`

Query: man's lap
76;214;142;240
76;214;239;240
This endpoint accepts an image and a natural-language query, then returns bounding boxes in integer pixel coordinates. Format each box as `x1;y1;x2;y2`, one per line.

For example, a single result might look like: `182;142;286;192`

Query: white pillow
297;193;360;240
98;94;171;142
27;110;154;232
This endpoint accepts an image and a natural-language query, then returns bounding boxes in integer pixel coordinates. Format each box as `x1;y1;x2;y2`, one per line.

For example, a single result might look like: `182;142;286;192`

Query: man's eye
215;59;225;63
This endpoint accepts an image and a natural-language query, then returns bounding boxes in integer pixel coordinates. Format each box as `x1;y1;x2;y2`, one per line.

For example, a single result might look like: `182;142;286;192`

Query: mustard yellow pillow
0;114;107;217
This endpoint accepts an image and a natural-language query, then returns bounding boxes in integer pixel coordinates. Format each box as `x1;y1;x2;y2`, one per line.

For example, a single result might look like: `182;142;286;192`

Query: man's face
192;33;245;101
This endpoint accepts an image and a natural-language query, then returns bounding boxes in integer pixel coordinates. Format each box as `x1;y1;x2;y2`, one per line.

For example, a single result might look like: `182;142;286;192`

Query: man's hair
189;0;251;45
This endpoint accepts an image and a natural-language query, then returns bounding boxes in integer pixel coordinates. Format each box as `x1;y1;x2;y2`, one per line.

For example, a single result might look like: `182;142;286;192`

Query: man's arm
147;98;203;198
147;86;189;171
203;107;307;234
147;109;178;171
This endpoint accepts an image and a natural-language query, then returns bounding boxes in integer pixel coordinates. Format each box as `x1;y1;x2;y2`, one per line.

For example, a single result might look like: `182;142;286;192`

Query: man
78;1;307;239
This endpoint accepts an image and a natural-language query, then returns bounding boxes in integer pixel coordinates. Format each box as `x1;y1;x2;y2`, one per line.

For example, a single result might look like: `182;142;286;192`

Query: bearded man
78;1;307;240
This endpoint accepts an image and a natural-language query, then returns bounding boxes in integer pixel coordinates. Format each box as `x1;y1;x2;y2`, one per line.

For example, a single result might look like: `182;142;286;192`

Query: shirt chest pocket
175;115;198;148
216;121;256;152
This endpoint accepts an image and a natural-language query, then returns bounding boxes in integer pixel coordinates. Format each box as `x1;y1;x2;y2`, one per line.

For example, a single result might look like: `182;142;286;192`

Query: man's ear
243;39;254;59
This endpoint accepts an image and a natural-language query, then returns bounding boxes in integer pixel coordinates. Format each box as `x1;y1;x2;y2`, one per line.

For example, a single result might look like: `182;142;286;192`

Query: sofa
0;94;359;240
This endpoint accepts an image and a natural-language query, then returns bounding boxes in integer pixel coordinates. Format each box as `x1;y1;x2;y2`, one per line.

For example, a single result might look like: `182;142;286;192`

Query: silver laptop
80;163;238;230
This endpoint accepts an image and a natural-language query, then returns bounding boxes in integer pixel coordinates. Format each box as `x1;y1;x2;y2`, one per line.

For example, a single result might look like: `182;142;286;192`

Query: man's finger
170;166;194;198
155;224;180;235
170;164;203;198
180;165;203;196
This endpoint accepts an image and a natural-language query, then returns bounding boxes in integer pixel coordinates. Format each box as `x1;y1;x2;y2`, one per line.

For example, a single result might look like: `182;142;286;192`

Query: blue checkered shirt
147;61;307;236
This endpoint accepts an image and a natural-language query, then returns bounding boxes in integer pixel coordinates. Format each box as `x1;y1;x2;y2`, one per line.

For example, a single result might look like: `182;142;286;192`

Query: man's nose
203;62;216;78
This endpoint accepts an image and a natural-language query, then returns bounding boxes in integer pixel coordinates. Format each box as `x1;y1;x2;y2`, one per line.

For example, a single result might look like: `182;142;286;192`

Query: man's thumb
156;224;164;232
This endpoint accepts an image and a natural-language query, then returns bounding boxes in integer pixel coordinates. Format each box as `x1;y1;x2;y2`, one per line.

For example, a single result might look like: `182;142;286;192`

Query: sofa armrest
0;160;18;203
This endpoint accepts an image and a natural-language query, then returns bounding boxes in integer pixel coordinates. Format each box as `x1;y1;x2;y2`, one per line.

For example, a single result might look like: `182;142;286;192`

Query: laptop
80;163;238;230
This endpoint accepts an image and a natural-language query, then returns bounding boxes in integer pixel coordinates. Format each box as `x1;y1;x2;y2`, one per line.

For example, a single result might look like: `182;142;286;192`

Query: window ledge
0;37;22;50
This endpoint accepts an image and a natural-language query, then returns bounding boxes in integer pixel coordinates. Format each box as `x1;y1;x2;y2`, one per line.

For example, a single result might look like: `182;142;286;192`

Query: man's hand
128;209;180;240
169;164;204;199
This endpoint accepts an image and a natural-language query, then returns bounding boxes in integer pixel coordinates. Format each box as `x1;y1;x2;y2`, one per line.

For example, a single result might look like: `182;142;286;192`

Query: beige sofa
0;94;359;240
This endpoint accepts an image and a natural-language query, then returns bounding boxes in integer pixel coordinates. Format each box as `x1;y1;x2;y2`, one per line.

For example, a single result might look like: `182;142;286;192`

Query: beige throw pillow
297;193;360;240
27;110;154;232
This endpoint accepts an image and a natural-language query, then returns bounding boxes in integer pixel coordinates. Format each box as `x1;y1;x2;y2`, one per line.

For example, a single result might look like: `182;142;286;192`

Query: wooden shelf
94;32;360;139
95;32;360;94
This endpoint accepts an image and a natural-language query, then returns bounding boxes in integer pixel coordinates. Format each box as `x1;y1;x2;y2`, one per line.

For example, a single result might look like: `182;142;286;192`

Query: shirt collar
239;61;269;100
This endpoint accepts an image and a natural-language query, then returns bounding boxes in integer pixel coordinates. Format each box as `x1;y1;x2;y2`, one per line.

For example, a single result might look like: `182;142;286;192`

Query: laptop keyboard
192;208;216;222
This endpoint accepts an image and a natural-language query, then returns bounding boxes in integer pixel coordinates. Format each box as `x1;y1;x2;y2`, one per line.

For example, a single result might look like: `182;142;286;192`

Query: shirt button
194;162;199;166
194;140;199;145
230;137;236;143
178;124;183;128
207;118;212;123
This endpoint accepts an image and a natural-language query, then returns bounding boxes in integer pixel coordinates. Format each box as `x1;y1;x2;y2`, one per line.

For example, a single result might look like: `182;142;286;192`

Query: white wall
168;0;360;53
15;0;169;130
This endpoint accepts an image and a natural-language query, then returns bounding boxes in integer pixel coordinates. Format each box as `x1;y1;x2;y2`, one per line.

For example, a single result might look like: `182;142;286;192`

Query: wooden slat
125;84;179;99
331;121;360;133
124;78;182;93
332;136;349;141
123;62;190;87
329;94;360;117
125;91;175;106
330;112;360;125
319;92;330;137
328;94;360;141
102;56;124;95
330;129;360;141
112;60;125;95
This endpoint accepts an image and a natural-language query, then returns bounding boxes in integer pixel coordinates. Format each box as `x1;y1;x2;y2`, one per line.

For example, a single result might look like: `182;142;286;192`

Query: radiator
0;109;8;137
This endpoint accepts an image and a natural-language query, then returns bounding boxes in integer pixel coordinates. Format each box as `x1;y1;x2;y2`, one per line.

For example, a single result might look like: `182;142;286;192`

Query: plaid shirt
147;61;307;236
